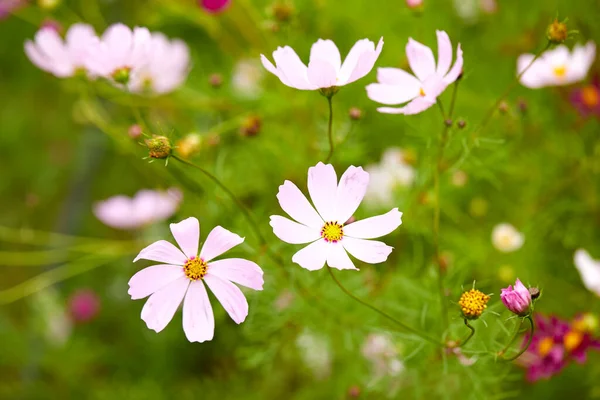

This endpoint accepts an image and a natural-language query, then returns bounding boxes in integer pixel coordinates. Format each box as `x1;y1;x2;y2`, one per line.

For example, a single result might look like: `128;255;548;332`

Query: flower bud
500;278;532;316
41;19;63;34
457;119;466;129
528;287;541;300
347;385;361;398
209;73;223;88
68;289;100;323
112;67;131;85
444;119;453;127
406;0;423;9
146;136;172;159
517;98;528;114
498;101;509;114
546;19;568;44
240;115;261;137
128;124;143;140
38;0;61;10
199;0;230;14
459;288;491;320
271;2;294;22
349;107;362;120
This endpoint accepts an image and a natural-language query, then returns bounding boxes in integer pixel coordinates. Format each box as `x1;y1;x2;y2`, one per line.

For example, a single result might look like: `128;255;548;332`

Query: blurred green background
1;0;600;398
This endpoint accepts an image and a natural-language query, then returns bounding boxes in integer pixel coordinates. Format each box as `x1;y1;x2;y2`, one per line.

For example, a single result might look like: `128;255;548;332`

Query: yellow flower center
538;337;554;357
183;257;208;281
458;289;490;319
321;221;344;243
564;330;584;352
581;86;600;107
553;65;567;78
419;87;426;97
111;66;132;84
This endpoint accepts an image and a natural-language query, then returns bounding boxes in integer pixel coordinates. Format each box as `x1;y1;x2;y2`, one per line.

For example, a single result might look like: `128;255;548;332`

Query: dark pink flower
501;278;532;316
68;289;101;323
570;76;600;117
199;0;230;14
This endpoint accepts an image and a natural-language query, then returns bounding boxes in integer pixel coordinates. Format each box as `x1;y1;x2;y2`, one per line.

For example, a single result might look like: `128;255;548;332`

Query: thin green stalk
460;319;476;347
499;315;535;361
325;96;334;163
327;267;444;347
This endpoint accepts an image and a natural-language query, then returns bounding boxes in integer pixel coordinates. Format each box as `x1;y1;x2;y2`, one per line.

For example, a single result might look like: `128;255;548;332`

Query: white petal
344;208;403;239
307;162;338;222
270;215;321;244
366;82;419;105
377;96;436;115
309;39;341;72
327;243;357;270
292;239;329;271
574;249;600;295
199;226;244;262
276;180;323;228
207;258;264;290
134;240;188;265
342;237;393;264
140;276;189;333
128;264;186;300
203;274;249;324
170;217;200;259
182;281;215;343
436;30;453;76
272;46;315;90
307;59;338;88
406;38;436;81
335;166;369;223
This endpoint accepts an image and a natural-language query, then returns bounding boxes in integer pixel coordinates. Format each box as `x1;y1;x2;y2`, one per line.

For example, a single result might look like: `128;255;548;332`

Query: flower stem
498;315;535;361
459;319;476;347
327;267;443;347
171;155;268;247
324;96;334;163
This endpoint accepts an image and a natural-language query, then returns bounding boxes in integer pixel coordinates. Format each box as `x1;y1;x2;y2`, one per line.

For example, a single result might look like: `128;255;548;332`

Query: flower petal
182;280;215;343
134;240;188;265
272;46;315;90
574;249;600;295
307;59;338;88
517;54;549;89
377;96;436;115
443;43;463;85
338;38;374;83
326;243;357;270
292;239;329;271
343;37;384;85
203;274;249;324
260;53;290;86
270;215;321;244
276;180;323;228
24;41;52;73
140;276;189;333
308;162;338;222
344;208;403;239
436;30;453;77
128;264;186;300
366;82;419;105
309;39;341;72
199;226;244;262
342;237;393;264
170;217;200;259
335;166;369;223
207;258;264;290
377;67;422;86
406;38;436;81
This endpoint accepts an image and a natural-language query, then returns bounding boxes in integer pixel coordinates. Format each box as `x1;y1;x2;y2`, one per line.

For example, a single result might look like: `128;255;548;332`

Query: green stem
327;267;443;347
325;96;334;163
171;156;268;247
499;315;535;361
460;319;476;347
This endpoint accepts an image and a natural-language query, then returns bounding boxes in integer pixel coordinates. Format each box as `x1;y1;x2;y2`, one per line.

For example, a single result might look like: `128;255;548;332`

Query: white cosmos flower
491;223;524;253
574;249;600;296
518;42;596;88
365;148;415;207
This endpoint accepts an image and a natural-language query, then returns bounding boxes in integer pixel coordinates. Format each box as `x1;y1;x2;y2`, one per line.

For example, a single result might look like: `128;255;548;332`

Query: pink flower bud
68;289;100;323
199;0;230;13
500;278;532;316
406;0;423;8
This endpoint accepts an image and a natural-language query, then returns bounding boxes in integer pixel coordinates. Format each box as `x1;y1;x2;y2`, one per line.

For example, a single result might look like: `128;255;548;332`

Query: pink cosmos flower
127;32;190;94
500;278;532;316
270;162;403;271
199;0;230;13
518;42;596;89
84;23;152;84
129;217;264;342
94;188;182;230
68;289;101;323
261;37;384;90
24;23;98;78
366;30;463;115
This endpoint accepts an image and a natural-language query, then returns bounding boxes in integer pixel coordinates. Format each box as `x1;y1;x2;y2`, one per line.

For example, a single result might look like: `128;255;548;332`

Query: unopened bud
41;19;63;34
498;101;509;114
406;0;423;9
128;124;143;140
547;19;568;44
199;0;230;14
457;119;466;129
444;119;453;127
112;67;131;85
271;2;294;22
347;385;361;398
146;136;172;159
528;287;541;300
176;133;202;159
349;107;362;120
517;98;528;114
38;0;61;10
209;73;223;88
240;115;262;137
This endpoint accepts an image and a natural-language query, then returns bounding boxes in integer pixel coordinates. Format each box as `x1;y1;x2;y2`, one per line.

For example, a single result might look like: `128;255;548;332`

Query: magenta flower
127;32;190;94
199;0;230;13
68;289;100;323
570;76;600;118
0;0;26;20
270;162;403;271
500;278;532;316
261;37;384;90
24;23;98;78
130;217;264;342
93;188;182;230
366;30;463;115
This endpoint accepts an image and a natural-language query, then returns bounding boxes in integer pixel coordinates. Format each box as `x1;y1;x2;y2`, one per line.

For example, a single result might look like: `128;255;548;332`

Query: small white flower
296;329;332;379
574;249;600;296
491;223;524;253
361;333;405;378
364;148;415;207
232;59;265;98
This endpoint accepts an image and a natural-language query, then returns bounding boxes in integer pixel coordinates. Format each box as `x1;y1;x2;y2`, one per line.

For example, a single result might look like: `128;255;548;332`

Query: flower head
130;217;264;342
458;288;490;319
261;37;384;91
574;249;600;296
68;289;101;323
570;76;600;117
94;188;182;230
491;223;524;252
199;0;230;13
270;162;402;271
24;23;98;78
500;278;532;316
546;19;568;44
518;42;596;89
366;30;463;115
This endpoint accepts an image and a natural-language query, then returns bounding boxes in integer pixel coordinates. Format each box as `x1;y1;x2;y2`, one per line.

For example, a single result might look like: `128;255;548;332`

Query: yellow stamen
419;87;426;97
183;257;208;280
564;330;584;352
553;65;567;78
321;221;344;243
458;289;490;319
538;337;554;357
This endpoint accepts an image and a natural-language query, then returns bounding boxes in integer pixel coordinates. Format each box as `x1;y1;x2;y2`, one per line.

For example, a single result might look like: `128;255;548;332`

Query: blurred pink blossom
130;217;264;342
366;30;463;115
261;37;384;90
94;188;182;230
406;0;423;8
68;289;101;323
199;0;231;13
500;278;532;316
570;77;600;118
0;0;26;20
